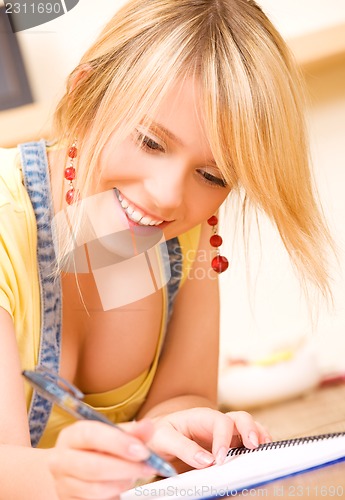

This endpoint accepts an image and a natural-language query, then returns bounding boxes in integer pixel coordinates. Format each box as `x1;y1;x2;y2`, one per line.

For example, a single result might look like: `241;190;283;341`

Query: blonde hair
54;0;333;297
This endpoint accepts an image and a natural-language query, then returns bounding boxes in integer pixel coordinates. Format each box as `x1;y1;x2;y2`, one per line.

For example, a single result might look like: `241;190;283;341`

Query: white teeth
140;216;152;225
131;211;143;222
135;213;162;226
116;189;164;226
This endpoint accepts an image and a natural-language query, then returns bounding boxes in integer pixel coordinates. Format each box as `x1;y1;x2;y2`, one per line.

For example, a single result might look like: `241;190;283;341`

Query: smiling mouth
114;189;165;227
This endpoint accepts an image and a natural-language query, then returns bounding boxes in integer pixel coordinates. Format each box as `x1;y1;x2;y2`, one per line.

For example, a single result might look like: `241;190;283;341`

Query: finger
254;420;272;444
209;413;235;465
49;448;156;483
225;411;260;449
153;425;214;470
119;419;154;442
56;421;151;462
54;475;134;500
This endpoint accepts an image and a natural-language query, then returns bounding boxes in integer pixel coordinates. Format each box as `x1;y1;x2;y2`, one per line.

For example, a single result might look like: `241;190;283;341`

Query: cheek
100;139;142;182
186;190;229;230
198;190;229;217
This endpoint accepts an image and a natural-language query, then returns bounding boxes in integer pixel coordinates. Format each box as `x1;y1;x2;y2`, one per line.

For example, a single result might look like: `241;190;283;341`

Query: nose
144;163;187;220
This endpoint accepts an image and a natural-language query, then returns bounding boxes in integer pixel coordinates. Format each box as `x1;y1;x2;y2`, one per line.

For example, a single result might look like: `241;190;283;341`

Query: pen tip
160;463;178;478
146;455;177;478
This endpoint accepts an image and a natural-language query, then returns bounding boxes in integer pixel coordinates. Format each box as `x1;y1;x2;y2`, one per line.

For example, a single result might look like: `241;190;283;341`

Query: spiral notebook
122;432;345;499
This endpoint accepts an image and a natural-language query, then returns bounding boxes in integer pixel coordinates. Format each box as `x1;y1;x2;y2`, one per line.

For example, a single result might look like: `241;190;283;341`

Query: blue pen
22;368;176;478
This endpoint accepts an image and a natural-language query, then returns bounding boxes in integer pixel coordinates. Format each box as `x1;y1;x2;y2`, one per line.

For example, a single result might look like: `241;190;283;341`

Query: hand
147;408;271;470
48;419;157;499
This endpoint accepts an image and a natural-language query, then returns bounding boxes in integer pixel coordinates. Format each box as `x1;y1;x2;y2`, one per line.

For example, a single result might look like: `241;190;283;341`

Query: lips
114;188;165;227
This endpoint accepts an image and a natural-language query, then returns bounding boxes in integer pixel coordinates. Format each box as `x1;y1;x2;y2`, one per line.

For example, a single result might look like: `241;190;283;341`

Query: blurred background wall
0;0;344;376
219;0;345;377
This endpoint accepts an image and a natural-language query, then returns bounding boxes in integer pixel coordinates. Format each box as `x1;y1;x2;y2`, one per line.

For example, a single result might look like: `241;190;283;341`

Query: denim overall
19;140;183;447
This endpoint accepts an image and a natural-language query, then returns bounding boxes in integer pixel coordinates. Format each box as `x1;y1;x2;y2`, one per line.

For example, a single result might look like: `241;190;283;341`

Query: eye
135;130;166;153
197;169;228;188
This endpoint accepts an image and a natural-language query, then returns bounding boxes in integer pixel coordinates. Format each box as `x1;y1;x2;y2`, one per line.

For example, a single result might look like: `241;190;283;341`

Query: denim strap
165;237;182;322
19;140;62;447
18;140;181;446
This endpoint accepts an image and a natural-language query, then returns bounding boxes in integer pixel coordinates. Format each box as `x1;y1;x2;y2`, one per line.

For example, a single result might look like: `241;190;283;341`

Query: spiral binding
227;432;345;457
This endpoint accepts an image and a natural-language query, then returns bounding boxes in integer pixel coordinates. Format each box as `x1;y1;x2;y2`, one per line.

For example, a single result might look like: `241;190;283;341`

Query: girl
0;0;331;498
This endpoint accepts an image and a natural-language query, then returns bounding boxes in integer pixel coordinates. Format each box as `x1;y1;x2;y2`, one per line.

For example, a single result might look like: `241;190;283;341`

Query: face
97;78;231;240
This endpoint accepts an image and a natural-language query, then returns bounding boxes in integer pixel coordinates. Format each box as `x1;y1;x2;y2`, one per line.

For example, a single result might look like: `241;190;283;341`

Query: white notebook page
121;434;345;499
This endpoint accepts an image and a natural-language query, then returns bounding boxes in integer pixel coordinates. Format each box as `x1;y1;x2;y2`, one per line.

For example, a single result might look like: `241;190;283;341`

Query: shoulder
0;146;23;208
0;146;20;176
0;146;37;249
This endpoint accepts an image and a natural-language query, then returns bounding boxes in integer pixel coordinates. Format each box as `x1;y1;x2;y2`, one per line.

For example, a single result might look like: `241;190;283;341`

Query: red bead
66;189;76;205
68;146;78;159
211;255;229;273
210;234;223;247
207;215;218;226
64;167;76;181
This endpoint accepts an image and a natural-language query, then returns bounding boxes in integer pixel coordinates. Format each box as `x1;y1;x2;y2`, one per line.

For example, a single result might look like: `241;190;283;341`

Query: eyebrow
150;121;185;147
148;120;217;166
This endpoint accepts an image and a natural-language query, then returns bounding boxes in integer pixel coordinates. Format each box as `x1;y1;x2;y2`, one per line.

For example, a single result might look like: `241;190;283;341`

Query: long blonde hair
54;0;332;297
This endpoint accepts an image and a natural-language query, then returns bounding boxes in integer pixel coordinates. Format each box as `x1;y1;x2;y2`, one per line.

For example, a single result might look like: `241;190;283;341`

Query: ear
69;64;93;94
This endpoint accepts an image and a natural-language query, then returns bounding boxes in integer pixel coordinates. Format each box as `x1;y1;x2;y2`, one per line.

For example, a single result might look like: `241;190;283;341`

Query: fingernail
265;436;272;444
194;451;214;466
248;431;259;448
215;446;228;465
128;443;150;459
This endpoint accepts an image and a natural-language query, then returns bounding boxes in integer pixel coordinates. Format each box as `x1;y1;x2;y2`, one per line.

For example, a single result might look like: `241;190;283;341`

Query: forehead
150;77;202;119
143;77;212;154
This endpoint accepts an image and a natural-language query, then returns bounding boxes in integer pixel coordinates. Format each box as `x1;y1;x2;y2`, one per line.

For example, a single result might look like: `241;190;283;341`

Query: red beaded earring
207;215;229;273
64;140;79;205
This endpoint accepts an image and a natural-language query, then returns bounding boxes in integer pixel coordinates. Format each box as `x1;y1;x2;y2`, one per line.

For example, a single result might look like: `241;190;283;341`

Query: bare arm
0;307;59;499
136;223;271;469
0;309;158;499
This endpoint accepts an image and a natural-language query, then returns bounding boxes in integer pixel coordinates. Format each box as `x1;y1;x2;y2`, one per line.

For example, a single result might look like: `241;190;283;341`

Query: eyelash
136;132;166;153
135;131;227;188
198;170;227;188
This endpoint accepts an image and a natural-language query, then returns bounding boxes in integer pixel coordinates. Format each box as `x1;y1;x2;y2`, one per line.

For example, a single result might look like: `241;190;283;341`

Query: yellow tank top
0;146;201;448
38;226;201;448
